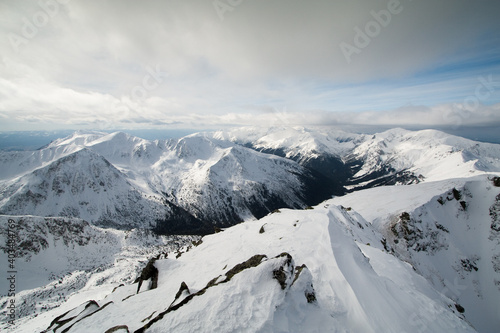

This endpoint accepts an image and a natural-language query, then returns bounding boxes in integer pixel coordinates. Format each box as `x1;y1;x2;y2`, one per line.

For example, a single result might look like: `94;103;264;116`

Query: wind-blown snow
1;127;500;332
3;204;475;332
333;174;500;332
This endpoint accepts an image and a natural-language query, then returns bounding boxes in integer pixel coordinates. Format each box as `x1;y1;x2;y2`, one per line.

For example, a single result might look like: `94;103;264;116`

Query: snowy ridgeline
0;127;500;332
1;127;500;234
1;175;499;332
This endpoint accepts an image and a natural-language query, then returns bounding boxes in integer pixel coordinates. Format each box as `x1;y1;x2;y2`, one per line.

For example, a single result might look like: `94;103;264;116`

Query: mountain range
1;127;499;234
1;126;500;332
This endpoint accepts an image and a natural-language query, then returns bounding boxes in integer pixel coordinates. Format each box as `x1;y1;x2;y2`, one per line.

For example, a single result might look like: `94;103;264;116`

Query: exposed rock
174;282;190;301
225;255;268;281
272;253;294;290
45;300;114;333
135;258;158;294
291;264;317;304
490;194;500;232
105;325;130;333
135;254;268;333
492;176;500;187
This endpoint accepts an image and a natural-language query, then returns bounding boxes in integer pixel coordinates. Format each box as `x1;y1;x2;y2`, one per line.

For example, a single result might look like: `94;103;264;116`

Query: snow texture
1;127;500;332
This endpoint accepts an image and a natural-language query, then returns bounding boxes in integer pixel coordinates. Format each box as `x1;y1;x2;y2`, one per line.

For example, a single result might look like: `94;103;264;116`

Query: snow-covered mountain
0;131;336;233
1;128;499;234
211;126;362;193
1;127;500;332
0;148;169;229
333;175;500;332
3;201;479;332
344;128;500;189
209;127;500;191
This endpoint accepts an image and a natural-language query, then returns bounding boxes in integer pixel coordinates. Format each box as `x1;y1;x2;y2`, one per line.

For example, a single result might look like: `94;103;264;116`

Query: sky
1;0;500;135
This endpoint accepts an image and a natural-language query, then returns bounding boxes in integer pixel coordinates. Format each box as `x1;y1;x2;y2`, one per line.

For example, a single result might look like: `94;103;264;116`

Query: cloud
0;0;499;131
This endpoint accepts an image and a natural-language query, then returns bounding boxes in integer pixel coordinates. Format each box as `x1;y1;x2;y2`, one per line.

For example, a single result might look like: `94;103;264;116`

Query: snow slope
0;215;198;329
7;204;475;332
333;175;500;332
211;126;362;161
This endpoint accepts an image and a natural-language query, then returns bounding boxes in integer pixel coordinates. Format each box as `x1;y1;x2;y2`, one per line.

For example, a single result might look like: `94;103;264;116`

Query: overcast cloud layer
1;0;499;132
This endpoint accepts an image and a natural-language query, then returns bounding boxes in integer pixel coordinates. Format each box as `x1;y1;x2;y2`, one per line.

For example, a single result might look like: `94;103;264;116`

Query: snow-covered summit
3;201;478;332
0;130;335;231
211;126;363;160
1;127;499;232
344;128;500;188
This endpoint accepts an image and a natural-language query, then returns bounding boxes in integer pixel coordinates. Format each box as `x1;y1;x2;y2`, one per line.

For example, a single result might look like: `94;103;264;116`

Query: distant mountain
209;127;500;191
0;130;336;233
0;148;170;230
344;128;500;190
1;127;499;234
210;127;361;191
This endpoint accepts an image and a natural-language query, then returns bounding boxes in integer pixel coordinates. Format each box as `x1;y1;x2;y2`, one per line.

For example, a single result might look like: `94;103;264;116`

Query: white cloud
0;0;499;131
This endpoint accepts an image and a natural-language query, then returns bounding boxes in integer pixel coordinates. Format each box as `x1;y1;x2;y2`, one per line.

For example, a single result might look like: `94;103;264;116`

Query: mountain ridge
1;127;500;332
1;127;499;234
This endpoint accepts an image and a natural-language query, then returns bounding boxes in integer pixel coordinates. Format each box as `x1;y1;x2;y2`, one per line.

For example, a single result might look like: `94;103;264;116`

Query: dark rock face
272;253;294;290
490;194;500;232
154;199;214;236
390;212;448;254
225;255;268;281
174;282;190;301
455;303;465;313
135;258;159;293
492;177;500;187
